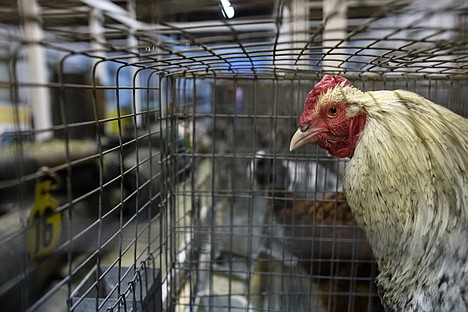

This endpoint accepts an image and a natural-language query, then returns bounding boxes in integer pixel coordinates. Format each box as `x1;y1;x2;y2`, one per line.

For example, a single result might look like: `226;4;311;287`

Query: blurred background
0;0;467;311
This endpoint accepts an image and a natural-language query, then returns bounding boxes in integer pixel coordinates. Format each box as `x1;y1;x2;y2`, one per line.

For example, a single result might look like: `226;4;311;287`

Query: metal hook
37;166;61;190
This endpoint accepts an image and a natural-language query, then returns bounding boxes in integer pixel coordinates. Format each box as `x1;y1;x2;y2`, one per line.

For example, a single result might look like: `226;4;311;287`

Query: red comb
299;75;350;126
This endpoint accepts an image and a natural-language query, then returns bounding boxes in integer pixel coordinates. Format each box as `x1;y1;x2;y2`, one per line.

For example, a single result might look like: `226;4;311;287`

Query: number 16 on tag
26;171;62;260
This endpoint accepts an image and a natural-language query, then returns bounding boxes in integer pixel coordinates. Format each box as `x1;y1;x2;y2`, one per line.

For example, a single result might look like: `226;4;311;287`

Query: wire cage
0;0;467;311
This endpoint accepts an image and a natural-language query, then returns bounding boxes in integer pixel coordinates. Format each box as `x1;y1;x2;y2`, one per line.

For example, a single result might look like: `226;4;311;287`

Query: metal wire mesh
0;0;467;311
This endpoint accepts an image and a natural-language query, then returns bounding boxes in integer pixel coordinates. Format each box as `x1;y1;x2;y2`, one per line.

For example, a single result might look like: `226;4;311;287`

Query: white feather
335;87;468;311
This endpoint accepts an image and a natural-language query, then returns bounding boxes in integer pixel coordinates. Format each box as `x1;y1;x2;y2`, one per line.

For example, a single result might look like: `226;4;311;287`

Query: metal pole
18;0;53;141
323;0;347;72
291;0;309;70
89;8;108;85
127;0;142;127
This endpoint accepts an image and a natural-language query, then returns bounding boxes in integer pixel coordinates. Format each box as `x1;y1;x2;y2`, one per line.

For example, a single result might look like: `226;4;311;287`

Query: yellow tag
26;179;62;259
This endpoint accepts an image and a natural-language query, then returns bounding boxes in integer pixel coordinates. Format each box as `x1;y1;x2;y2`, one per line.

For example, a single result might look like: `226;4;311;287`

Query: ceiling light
220;0;235;19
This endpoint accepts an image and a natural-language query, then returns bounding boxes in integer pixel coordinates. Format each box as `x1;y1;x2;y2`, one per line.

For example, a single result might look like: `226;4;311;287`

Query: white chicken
290;75;468;311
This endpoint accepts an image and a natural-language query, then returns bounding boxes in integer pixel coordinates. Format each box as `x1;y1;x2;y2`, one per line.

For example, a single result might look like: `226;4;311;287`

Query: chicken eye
328;106;339;117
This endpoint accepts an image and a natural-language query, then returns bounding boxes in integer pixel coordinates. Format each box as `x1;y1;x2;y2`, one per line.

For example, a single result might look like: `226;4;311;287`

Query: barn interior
0;0;467;311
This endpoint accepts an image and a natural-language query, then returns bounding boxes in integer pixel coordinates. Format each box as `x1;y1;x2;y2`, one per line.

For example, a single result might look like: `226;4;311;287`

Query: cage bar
0;0;467;311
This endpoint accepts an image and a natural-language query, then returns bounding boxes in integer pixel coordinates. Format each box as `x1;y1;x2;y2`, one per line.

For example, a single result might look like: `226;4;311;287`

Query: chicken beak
289;127;320;151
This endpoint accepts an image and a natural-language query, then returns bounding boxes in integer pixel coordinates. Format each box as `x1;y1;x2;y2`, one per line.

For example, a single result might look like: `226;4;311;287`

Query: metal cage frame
0;0;467;311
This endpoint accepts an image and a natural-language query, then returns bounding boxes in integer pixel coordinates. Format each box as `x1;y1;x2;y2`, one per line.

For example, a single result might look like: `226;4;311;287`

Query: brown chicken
274;192;383;311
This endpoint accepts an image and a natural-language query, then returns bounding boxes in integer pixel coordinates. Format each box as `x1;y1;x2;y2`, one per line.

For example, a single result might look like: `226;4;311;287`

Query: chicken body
274;193;383;311
290;76;468;311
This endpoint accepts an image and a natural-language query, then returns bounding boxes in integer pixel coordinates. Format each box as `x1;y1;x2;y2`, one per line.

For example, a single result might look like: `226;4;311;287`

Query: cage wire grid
0;0;467;311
